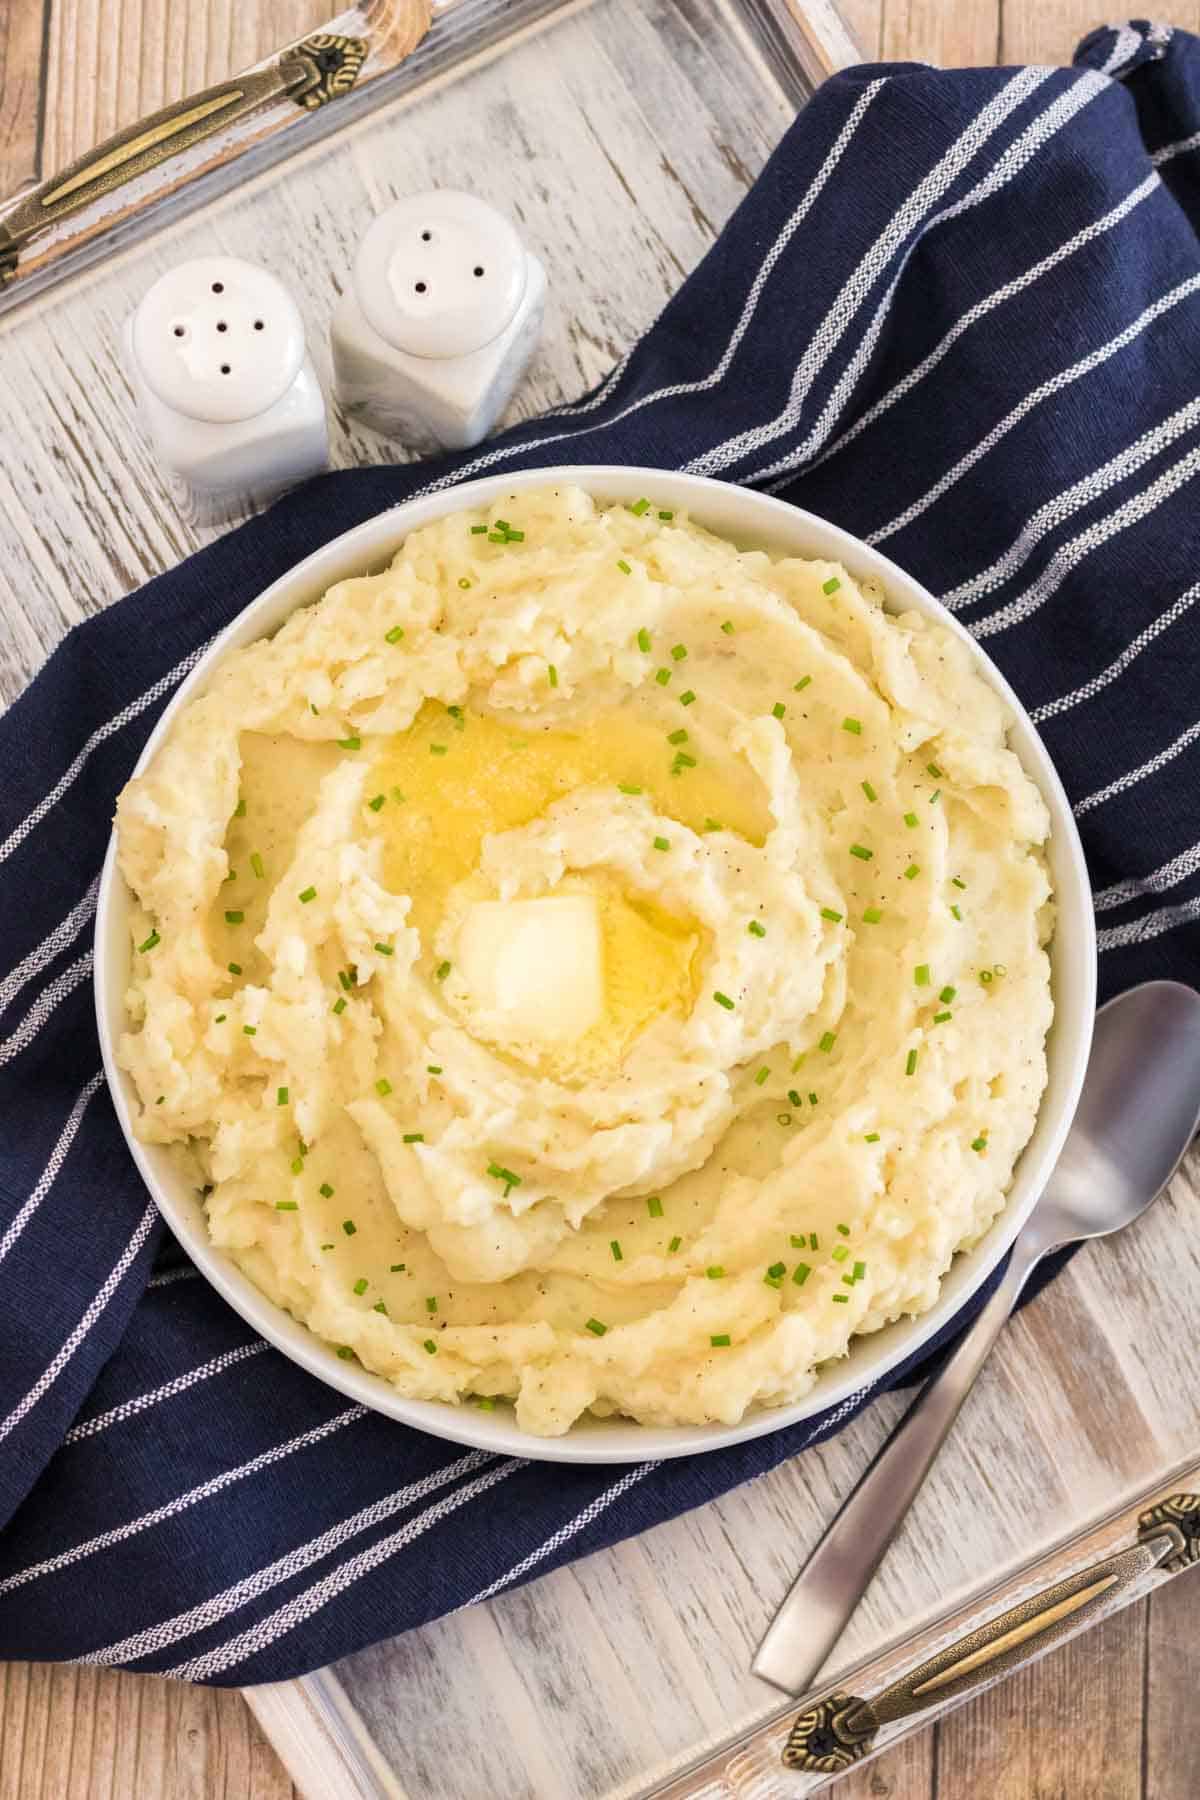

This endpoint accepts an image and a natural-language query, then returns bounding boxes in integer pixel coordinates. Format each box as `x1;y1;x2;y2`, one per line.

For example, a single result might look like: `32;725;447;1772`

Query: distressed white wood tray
2;1;1196;1795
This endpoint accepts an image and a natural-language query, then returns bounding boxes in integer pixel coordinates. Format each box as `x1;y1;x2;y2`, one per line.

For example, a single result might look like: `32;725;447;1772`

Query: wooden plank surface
2;3;1199;1799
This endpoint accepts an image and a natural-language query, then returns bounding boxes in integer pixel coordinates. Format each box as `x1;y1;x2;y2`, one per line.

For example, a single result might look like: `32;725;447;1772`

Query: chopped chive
290;1157;304;1174
430;743;448;756
680;689;696;706
227;961;242;975
904;812;919;829
436;960;451;981
374;1300;388;1314
654;667;672;688
952;877;967;890
224;910;244;925
277;1086;289;1106
950;904;964;921
610;1240;623;1262
427;1065;442;1075
713;991;735;1010
249;852;265;880
374;942;394;957
486;1162;522;1189
476;1397;495;1411
586;1318;608;1335
673;752;697;770
933;1010;953;1023
658;509;674;520
864;1132;880;1143
850;844;873;861
403;1132;424;1144
390;1262;406;1272
298;887;316;904
836;1223;850;1237
772;702;786;720
458;578;472;591
971;1136;988;1153
842;717;862;735
337;736;361;751
391;787;405;804
647;1195;664;1218
777;1112;793;1126
764;1271;782;1289
319;1182;334;1197
137;929;160;954
618;782;643;795
668;1235;682;1252
980;969;994;985
242;1024;257;1036
808;1092;818;1107
767;1261;786;1279
930;789;941;805
853;1260;866;1282
904;864;920;881
548;664;558;688
819;1031;836;1053
810;1232;819;1250
905;1048;918;1076
793;1262;812;1286
368;795;385;813
617;559;632;575
671;644;688;662
822;576;841;595
342;1219;356;1235
234;798;246;818
653;835;670;852
927;762;943;778
939;985;957;1004
711;1334;731;1347
637;627;652;652
721;619;735;635
630;497;650;516
471;523;487;534
353;1278;368;1296
376;1078;392;1097
225;870;237;884
790;1234;806;1248
337;1345;355;1359
755;1066;770;1086
832;1245;850;1263
424;1340;437;1354
794;674;812;692
214;1014;226;1023
821;907;843;923
748;919;767;937
706;1266;725;1279
861;780;878;803
703;817;723;833
385;626;405;644
425;1295;438;1313
276;1201;298;1211
914;964;930;986
667;728;688;745
788;1090;802;1106
994;963;1008;977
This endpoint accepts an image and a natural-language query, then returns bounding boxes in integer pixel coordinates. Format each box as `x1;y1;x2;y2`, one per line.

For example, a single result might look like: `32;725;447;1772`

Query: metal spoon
754;979;1200;1695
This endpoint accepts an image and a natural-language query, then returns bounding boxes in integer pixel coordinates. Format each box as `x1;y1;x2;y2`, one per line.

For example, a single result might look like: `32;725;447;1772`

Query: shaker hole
173;326;185;338
253;319;264;330
220;364;232;375
421;230;432;242
216;321;227;332
414;281;427;294
473;266;484;277
212;281;224;294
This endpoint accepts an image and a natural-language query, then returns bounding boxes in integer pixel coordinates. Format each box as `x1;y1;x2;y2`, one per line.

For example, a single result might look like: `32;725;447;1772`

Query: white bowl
95;466;1097;1465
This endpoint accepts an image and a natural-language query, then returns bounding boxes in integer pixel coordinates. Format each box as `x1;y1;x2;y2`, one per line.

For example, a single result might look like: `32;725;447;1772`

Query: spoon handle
753;1236;1043;1695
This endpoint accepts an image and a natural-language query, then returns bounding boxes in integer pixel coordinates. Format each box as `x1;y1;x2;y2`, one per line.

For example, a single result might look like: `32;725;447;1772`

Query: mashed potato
116;485;1053;1435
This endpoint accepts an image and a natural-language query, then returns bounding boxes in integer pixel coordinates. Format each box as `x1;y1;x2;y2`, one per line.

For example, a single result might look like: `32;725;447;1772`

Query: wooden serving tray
2;2;1196;1794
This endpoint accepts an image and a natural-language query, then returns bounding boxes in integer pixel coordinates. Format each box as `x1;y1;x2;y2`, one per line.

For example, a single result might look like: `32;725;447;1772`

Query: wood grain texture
4;3;1200;1799
0;0;47;194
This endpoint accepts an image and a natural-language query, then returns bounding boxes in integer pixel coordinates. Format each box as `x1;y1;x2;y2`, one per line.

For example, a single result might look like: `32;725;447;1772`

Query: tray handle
783;1494;1200;1775
0;33;367;286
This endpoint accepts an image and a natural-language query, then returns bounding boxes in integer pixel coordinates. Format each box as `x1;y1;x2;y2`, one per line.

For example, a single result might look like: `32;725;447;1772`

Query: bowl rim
95;464;1097;1465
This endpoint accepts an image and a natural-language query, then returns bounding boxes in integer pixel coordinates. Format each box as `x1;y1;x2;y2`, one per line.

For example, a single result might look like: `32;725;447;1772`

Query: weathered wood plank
880;0;998;68
1145;1570;1200;1800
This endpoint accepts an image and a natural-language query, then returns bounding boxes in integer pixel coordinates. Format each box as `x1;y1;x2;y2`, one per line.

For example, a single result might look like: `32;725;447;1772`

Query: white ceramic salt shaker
124;256;328;522
331;190;545;451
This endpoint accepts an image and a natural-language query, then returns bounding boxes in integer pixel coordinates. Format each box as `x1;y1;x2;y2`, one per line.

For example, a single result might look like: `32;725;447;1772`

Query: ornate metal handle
783;1494;1200;1775
0;33;366;287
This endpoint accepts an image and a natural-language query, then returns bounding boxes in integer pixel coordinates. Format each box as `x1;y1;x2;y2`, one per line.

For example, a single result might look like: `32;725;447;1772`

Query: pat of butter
457;895;604;1041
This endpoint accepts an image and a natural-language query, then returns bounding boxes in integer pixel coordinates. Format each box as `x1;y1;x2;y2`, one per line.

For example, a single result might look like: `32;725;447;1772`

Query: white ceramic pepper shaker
124;255;328;522
331;190;545;451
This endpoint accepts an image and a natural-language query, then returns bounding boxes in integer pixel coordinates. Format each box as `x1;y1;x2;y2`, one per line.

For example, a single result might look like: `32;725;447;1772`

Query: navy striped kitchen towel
2;19;1199;1683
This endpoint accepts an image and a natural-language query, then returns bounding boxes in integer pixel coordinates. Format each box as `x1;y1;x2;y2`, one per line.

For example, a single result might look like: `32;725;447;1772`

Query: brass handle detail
0;34;366;287
783;1500;1195;1774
